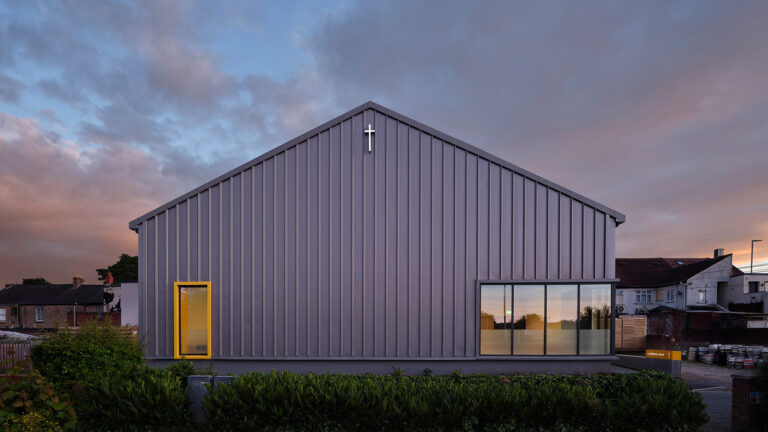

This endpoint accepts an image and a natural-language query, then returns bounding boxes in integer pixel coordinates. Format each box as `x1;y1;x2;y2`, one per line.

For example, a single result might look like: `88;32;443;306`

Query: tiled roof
0;284;104;305
616;255;730;288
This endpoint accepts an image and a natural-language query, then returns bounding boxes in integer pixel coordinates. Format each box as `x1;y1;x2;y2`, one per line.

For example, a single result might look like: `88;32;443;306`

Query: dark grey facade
129;101;624;374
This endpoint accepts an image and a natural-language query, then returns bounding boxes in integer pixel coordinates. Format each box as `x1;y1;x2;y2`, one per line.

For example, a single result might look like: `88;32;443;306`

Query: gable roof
0;284;104;305
129;101;625;230
616;255;730;288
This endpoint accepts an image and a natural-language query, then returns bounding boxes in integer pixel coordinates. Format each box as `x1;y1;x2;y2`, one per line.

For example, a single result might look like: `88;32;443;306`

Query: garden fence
0;341;33;372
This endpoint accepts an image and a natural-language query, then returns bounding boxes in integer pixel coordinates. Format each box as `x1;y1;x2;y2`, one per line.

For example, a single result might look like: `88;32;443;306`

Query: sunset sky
1;1;767;284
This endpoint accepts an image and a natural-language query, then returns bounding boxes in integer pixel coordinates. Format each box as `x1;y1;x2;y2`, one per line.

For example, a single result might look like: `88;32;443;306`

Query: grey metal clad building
129;101;625;374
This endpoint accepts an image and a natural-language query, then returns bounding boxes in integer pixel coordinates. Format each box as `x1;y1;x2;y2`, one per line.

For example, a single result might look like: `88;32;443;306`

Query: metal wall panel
137;107;620;359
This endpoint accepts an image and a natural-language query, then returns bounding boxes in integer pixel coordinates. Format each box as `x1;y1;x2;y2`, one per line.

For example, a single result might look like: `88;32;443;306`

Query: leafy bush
75;366;191;432
0;367;77;431
30;321;193;431
164;358;213;385
30;320;143;387
204;370;707;432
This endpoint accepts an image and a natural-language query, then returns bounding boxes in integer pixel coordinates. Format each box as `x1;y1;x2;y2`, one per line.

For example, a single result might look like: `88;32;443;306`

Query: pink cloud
0;113;186;284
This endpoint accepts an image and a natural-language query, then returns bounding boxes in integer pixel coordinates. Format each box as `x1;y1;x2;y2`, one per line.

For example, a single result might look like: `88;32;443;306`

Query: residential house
0;276;106;329
719;269;768;313
128;101;625;374
615;249;732;315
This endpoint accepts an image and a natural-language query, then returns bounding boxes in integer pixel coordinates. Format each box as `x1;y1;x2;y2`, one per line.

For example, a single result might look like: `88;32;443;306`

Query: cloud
0;113;186;283
2;0;768;284
0;72;22;103
306;0;768;266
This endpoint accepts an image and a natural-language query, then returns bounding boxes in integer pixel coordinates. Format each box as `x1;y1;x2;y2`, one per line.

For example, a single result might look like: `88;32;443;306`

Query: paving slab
697;390;731;432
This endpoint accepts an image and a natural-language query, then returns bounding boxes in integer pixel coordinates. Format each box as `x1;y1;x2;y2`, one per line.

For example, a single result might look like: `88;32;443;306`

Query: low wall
612;354;681;378
149;357;617;376
732;374;765;431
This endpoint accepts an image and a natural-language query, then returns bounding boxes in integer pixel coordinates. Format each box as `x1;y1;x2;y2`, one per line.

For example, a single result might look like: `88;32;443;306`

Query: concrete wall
120;282;139;326
150;357;616;375
132;102;622;361
721;274;768;313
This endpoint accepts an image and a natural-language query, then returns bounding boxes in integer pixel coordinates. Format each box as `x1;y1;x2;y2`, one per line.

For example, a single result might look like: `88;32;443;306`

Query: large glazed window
174;282;212;359
479;285;512;355
546;285;577;355
479;283;613;356
579;284;611;355
513;285;545;355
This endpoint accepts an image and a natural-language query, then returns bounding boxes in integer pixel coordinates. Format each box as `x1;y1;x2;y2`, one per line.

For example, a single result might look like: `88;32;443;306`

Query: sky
1;0;767;284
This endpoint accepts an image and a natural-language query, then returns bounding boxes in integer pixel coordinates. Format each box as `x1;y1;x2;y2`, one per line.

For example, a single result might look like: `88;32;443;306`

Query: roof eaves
367;102;626;224
129;101;377;230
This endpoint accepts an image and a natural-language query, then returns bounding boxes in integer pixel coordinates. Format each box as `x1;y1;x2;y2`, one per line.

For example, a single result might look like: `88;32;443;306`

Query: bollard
187;375;213;425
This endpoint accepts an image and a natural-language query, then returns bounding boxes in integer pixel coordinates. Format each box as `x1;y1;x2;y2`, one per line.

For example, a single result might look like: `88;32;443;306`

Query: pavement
612;360;758;432
681;362;759;432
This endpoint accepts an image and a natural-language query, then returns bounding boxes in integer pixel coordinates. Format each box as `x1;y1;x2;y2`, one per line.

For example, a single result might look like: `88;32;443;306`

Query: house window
666;290;675;303
697;290;707;303
174;282;211;359
479;283;612;356
749;281;760;293
616;291;624;304
656;290;664;301
35;307;44;323
635;290;652;304
0;308;5;322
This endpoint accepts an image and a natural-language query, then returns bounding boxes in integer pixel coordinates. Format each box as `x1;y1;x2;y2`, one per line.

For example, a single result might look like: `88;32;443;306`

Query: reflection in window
579;284;611;355
513;285;544;355
546;285;577;355
480;285;511;355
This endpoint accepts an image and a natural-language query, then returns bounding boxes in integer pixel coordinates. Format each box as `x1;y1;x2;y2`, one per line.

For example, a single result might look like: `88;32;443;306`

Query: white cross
364;123;375;153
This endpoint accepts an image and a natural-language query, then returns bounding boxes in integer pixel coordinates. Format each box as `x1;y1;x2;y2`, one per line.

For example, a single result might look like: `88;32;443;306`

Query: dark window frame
476;279;616;358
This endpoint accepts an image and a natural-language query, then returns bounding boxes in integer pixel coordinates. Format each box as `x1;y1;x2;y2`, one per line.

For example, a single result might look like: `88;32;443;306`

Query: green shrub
0;367;77;431
75;366;191;432
164;358;213;385
30;320;143;387
204;370;707;432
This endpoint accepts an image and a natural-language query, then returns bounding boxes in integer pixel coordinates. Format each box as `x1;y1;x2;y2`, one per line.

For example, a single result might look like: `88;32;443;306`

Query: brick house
0;276;106;329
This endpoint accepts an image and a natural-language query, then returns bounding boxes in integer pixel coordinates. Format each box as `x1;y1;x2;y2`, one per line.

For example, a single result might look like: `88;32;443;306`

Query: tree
96;254;138;284
22;277;50;285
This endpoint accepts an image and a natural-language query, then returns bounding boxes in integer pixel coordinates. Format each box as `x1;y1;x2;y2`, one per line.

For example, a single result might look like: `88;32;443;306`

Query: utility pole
751;239;762;273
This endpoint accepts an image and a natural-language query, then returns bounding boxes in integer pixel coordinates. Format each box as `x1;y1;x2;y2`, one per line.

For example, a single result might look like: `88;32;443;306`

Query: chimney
73;274;85;288
104;272;114;285
714;248;725;258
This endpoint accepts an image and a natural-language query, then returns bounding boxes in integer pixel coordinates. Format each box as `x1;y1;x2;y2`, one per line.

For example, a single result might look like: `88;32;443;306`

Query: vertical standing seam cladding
132;102;622;359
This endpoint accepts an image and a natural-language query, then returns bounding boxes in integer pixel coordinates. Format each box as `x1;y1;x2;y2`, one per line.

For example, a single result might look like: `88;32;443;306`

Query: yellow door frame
173;281;212;359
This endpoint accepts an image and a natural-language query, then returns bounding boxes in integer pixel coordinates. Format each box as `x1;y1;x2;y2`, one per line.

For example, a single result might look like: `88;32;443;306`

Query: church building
129;101;624;374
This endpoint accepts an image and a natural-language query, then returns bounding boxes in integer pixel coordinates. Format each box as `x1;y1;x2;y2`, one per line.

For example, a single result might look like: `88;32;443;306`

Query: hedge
204;370;707;431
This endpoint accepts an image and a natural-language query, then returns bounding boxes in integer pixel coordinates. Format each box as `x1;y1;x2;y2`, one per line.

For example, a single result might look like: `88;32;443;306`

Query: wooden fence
615;315;647;351
0;341;33;372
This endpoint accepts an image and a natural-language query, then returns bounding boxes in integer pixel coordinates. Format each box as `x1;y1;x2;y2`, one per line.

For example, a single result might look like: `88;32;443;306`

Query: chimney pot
73;274;85;288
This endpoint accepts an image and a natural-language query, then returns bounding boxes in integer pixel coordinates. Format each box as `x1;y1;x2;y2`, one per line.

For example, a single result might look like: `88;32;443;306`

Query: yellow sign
645;350;682;360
